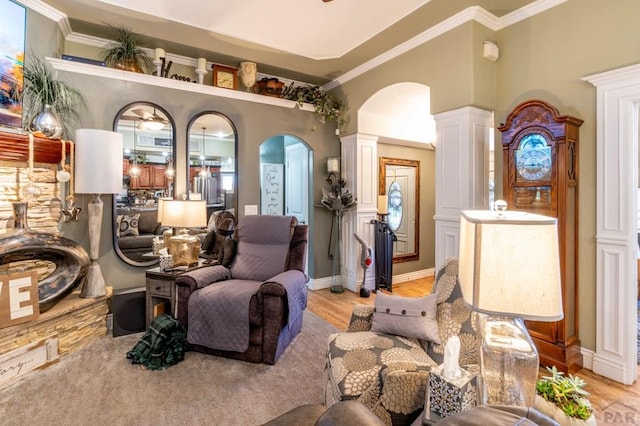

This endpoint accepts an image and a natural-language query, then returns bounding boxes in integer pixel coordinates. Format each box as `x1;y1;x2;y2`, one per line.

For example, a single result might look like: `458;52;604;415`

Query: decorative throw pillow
118;213;140;237
371;292;440;344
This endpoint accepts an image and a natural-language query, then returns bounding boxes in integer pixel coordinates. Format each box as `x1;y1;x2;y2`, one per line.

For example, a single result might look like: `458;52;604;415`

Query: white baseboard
308;268;435;292
580;347;594;371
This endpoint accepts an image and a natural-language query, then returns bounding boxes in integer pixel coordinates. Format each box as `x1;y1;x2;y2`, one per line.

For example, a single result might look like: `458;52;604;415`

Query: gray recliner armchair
175;215;308;364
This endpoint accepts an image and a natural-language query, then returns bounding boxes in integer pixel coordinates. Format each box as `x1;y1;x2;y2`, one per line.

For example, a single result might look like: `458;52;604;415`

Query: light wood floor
307;277;640;424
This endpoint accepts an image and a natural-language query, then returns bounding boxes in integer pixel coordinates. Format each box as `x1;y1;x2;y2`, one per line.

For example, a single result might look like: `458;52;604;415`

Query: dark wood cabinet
499;99;583;374
130;164;167;190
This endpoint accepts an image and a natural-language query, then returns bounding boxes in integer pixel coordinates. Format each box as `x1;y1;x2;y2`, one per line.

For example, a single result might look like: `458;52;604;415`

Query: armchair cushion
371;292;440;344
326;331;436;424
230;215;296;281
188;279;262;352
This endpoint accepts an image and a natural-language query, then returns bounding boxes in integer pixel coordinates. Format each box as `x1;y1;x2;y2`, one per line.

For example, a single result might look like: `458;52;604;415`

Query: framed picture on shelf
0;0;26;132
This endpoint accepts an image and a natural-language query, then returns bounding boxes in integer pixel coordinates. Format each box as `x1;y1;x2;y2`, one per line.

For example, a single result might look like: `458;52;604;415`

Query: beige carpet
0;310;337;426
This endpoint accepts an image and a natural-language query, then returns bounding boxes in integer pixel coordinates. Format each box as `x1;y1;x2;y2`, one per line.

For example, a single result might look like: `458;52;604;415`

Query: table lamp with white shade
75;129;123;298
159;199;207;267
458;203;563;407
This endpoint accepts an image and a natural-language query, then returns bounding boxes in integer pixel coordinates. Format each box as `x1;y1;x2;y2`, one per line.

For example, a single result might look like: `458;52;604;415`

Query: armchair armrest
176;265;230;290
346;304;374;332
174;265;231;328
260;270;307;296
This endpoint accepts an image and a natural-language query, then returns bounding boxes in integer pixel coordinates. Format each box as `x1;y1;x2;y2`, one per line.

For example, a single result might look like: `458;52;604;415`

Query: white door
285;143;309;224
385;165;416;256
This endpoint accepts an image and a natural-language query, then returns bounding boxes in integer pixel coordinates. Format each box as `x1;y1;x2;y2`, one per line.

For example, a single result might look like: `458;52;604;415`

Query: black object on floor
371;219;396;292
112;287;146;337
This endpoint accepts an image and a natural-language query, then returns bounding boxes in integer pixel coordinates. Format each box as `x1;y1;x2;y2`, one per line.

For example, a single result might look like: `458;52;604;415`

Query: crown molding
46;57;315;111
19;0;71;37
323;0;568;90
323;6;495;91
25;0;567;92
497;0;568;30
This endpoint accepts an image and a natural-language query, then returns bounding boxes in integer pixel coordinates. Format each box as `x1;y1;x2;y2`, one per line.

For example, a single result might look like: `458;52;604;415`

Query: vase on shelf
29;104;63;139
239;62;257;93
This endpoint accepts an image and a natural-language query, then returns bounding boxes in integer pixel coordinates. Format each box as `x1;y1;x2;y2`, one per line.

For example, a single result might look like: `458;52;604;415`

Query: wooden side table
145;262;204;327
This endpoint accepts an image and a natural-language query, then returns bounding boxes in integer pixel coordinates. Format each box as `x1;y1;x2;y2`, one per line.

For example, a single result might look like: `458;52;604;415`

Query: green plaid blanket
126;314;187;370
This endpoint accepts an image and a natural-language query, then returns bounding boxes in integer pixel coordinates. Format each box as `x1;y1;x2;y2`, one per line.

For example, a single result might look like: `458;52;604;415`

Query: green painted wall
332;0;640;352
19;9;339;289
18;0;640;353
492;0;640;351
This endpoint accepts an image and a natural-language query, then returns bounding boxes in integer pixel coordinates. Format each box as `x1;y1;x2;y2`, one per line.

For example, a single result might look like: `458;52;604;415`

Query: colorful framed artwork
0;0;26;132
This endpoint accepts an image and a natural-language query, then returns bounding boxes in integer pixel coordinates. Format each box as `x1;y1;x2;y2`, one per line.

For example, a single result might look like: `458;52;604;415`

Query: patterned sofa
323;258;480;425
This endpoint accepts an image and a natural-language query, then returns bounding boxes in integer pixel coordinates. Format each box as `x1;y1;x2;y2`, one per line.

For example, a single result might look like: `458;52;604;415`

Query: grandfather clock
498;99;583;374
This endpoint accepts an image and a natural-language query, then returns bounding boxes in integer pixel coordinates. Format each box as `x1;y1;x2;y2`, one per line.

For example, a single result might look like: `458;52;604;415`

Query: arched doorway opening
259;135;314;274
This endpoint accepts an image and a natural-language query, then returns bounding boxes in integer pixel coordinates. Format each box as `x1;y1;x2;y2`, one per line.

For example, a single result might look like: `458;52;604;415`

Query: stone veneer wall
0;162;64;287
0;162;62;234
0;288;111;358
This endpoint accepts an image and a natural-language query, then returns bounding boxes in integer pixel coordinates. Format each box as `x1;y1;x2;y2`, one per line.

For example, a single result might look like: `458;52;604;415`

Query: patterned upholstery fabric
325;331;436;425
426;258;479;368
324;258;480;426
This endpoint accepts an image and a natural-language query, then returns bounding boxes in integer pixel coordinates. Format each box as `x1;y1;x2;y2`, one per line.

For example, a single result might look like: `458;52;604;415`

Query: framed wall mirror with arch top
379;157;420;262
186;112;237;218
112;102;176;267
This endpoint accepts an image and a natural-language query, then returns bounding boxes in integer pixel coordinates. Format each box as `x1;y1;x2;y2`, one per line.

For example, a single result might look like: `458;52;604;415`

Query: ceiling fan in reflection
123;108;168;131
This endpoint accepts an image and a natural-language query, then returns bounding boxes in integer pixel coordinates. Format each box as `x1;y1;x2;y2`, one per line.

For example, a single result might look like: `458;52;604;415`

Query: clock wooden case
212;65;238;90
498;99;584;374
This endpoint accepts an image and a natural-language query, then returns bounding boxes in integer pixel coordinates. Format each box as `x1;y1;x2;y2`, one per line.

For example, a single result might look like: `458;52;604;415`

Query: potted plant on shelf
534;366;596;425
22;56;86;139
281;83;345;131
101;25;152;73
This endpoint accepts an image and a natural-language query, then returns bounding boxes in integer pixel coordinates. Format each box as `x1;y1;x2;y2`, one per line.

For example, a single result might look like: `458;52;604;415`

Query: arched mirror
112;102;176;267
186;112;237;218
379;157;420;262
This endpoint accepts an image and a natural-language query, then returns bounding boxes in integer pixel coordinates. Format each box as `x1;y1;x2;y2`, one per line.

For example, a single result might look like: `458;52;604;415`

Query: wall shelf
47;57;316;112
0;131;70;165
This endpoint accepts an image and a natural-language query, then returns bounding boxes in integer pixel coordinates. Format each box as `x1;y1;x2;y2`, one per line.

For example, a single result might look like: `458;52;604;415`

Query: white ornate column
340;133;379;292
583;64;640;385
434;106;493;271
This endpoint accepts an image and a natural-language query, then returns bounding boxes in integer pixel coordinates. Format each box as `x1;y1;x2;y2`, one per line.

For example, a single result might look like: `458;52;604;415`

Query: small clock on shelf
212;65;238;90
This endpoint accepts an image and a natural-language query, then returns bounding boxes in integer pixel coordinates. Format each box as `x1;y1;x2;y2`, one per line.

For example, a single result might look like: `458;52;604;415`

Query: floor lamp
75;129;123;298
458;205;563;407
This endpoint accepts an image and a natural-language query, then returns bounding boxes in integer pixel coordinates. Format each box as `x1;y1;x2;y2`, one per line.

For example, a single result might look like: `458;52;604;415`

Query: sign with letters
0;271;39;328
261;163;283;215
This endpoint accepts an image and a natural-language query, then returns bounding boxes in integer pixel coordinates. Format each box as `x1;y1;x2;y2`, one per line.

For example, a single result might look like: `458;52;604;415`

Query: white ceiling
94;0;433;60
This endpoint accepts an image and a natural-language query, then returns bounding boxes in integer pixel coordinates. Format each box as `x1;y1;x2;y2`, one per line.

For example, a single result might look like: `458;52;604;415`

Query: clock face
516;133;552;181
516;147;552;181
216;71;235;89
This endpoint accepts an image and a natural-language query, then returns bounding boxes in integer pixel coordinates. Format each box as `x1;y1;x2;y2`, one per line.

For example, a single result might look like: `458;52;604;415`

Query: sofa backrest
427;257;479;367
230;215;298;282
116;207;160;236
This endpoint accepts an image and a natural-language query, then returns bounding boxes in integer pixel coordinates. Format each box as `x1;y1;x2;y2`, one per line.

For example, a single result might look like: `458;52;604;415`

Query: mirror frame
379;157;420;263
112;101;177;267
185;111;238;213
